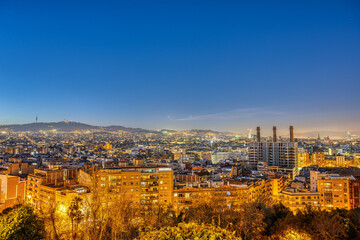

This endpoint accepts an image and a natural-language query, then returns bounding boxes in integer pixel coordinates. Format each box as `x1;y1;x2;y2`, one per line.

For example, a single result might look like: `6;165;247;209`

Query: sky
0;0;359;135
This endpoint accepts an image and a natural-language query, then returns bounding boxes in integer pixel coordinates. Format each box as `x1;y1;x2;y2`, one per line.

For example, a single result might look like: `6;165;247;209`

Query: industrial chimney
290;126;294;142
256;126;261;142
273;126;277;142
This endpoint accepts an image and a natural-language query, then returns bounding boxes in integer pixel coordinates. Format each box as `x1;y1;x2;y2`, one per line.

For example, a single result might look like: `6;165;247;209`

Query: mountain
103;125;157;133
0;121;158;133
1;122;357;138
296;130;360;139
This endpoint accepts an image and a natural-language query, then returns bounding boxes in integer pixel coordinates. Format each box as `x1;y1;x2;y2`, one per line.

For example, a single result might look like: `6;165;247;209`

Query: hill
0;121;157;133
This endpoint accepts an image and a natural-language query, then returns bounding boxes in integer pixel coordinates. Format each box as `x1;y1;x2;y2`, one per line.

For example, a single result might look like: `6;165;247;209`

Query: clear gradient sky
0;1;359;134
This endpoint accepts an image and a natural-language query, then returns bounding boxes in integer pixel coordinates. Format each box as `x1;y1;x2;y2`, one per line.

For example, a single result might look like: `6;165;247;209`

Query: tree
275;206;349;240
41;199;61;240
145;203;180;229
104;195;142;240
346;208;360;239
276;228;312;240
0;205;45;240
265;203;294;236
68;196;84;240
137;222;241;240
233;201;266;240
311;210;348;240
82;169;109;240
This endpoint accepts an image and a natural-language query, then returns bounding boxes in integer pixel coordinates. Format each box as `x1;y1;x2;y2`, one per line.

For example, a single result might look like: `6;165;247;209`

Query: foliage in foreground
0;205;45;240
137;222;241;240
2;196;360;240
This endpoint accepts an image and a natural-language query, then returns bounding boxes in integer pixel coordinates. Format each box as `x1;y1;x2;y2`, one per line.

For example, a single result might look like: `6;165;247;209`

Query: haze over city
1;1;360;134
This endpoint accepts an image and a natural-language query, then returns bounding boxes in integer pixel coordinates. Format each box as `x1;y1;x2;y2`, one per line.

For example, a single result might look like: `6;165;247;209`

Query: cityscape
1;1;360;240
0;123;359;239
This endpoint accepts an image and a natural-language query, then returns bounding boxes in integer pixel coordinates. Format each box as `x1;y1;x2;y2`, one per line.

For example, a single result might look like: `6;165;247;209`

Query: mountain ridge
0;121;221;134
0;121;358;138
0;121;157;133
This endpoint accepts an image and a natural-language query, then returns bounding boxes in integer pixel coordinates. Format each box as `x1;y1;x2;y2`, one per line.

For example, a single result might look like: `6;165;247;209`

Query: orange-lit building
0;174;26;211
79;167;174;206
349;175;360;209
173;177;285;211
103;143;113;150
311;152;325;167
0;162;35;176
317;174;351;210
298;152;310;169
173;185;246;211
279;190;320;212
26;168;79;209
336;155;346;167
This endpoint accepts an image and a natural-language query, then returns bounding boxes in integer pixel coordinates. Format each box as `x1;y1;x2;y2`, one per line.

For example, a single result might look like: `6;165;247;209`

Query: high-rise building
248;126;298;173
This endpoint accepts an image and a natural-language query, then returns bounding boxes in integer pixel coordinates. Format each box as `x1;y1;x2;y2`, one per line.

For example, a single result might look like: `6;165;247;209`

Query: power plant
248;126;298;176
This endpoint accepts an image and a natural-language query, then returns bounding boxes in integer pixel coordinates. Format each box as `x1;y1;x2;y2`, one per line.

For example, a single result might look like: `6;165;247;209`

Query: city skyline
0;120;358;138
2;1;360;240
1;1;360;132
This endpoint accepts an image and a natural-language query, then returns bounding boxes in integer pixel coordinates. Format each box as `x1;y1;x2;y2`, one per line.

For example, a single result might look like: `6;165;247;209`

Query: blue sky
0;1;359;134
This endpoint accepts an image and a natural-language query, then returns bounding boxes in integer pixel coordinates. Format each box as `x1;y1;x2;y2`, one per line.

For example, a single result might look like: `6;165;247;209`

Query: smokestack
290;126;294;142
273;126;277;142
256;126;261;142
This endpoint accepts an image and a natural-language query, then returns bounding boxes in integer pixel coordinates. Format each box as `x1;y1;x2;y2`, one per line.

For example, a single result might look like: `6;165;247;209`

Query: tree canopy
137;222;241;240
0;205;45;240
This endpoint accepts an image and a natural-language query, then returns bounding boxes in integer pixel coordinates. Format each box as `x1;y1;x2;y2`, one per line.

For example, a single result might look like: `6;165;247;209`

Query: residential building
0;174;26;211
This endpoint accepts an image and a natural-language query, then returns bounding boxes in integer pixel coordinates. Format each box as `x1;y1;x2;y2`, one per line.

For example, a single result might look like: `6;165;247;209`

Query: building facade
248;126;298;172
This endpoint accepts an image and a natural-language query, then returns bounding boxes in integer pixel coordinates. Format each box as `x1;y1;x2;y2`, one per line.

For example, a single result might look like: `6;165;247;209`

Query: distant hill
189;129;222;134
1;122;357;138
0;121;158;133
296;130;359;139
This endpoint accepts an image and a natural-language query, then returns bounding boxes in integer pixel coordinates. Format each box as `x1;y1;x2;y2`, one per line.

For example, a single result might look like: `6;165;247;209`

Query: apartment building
0;174;26;211
173;177;284;211
26;168;79;209
317;174;351;210
279;189;320;212
349;175;360;209
79;166;174;206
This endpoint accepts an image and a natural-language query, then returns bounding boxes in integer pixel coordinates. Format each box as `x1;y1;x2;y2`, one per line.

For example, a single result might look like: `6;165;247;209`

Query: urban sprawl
1;124;359;215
